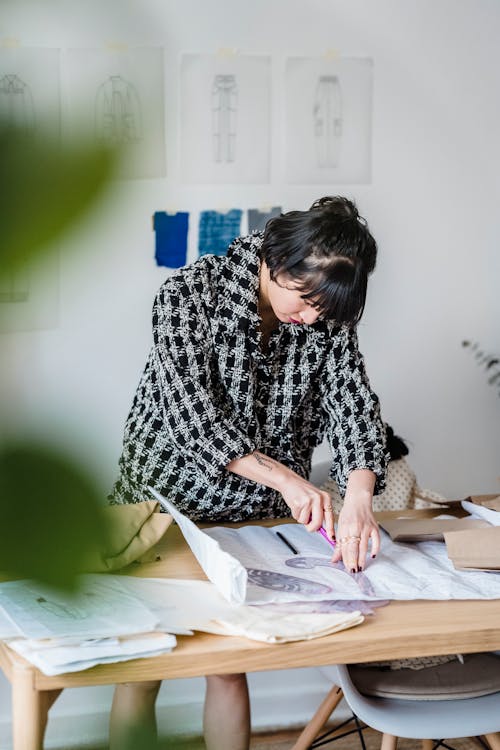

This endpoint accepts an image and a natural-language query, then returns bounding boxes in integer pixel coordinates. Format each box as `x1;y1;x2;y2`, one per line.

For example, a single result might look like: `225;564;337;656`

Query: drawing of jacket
212;74;237;163
95;75;142;146
0;74;35;131
313;75;342;168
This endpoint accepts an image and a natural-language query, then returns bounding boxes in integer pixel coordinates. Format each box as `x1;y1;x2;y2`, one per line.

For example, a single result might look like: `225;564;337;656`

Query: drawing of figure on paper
36;596;89;620
313;75;342;168
212;74;237;163
0;270;30;303
286;556;376;597
0;73;35;132
95;75;142;146
247;568;332;595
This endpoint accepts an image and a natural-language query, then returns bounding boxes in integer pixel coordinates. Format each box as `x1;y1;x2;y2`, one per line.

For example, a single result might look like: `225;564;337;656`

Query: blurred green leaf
0;124;116;276
0;440;110;591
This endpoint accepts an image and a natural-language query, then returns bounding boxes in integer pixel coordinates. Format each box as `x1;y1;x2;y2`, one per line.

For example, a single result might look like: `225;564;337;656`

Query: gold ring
339;536;361;544
324;507;334;513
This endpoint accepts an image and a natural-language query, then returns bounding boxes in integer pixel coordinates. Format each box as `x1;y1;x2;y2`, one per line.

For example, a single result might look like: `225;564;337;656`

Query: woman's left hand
331;470;380;572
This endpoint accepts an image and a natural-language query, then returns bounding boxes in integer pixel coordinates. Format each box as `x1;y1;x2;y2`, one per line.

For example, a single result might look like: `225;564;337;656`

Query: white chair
292;657;500;750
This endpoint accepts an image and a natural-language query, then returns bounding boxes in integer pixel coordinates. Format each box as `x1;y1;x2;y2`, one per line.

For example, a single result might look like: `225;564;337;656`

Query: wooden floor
74;726;483;750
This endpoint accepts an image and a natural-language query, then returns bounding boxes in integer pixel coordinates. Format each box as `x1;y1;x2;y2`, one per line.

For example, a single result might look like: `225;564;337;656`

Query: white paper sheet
0;575;158;639
65;46;166;179
8;635;176;676
117;577;235;632
285;57;373;184
0;606;23;639
462;500;500;526
0;46;60;131
180;54;271;183
150;489;248;603
153;495;500;604
10;632;176;669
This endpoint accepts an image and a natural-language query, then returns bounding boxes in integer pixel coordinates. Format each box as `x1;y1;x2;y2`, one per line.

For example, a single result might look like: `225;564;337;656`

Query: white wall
1;0;499;746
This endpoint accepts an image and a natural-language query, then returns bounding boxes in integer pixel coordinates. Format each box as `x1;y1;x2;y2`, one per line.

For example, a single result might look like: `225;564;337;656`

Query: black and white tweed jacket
110;233;388;521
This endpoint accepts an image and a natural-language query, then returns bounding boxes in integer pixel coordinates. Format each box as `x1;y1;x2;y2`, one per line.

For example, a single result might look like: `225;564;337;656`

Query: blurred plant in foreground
0;122;117;590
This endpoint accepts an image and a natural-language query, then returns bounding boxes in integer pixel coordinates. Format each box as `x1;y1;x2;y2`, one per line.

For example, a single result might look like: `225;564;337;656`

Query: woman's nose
299;308;321;325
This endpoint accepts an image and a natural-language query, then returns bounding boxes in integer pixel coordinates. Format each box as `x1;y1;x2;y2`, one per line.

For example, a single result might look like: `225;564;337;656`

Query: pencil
276;531;298;555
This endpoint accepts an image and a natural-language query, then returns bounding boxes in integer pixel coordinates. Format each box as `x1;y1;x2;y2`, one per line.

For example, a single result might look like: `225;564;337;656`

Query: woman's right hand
279;474;335;541
226;451;335;541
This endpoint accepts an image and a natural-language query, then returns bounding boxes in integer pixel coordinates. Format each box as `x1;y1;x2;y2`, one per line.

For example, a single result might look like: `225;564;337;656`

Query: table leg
11;661;62;750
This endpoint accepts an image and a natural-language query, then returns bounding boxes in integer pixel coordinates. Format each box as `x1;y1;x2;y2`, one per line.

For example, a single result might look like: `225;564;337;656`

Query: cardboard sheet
444;527;500;571
379;517;488;543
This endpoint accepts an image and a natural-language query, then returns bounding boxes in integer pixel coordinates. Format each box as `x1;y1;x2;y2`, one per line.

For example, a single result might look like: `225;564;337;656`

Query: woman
109;196;389;750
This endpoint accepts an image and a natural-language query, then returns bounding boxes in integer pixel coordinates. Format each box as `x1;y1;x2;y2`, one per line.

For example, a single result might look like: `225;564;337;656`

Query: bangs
290;258;368;326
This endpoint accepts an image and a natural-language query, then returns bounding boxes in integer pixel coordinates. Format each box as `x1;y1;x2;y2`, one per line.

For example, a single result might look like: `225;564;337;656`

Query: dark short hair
261;196;377;325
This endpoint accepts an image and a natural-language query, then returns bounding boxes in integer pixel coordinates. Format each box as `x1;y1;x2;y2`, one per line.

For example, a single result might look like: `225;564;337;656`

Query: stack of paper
0;575;179;675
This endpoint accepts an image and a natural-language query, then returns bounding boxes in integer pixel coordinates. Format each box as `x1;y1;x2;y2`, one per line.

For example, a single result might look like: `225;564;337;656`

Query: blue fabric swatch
198;209;242;257
248;206;282;233
154;212;189;268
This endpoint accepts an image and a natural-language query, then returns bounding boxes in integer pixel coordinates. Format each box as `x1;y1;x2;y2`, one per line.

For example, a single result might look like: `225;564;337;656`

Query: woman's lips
288;317;301;324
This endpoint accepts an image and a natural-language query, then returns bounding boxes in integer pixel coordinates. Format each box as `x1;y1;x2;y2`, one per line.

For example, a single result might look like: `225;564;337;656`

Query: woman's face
261;264;323;326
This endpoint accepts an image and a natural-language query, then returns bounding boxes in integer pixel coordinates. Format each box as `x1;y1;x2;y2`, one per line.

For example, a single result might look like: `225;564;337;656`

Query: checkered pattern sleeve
321;327;389;496
151;278;256;479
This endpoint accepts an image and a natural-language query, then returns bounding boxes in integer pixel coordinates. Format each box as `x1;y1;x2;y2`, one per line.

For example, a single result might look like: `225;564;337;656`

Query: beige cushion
322;458;418;513
86;501;172;572
348;653;500;701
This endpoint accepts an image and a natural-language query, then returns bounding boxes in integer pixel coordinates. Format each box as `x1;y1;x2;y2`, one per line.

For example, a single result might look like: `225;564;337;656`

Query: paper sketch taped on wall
212;73;237;163
313;75;342;168
95;75;143;146
0;73;36;132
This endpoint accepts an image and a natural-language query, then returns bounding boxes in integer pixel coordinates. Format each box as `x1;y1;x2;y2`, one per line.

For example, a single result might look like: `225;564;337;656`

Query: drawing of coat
313;75;342;168
0;74;35;131
95;75;142;146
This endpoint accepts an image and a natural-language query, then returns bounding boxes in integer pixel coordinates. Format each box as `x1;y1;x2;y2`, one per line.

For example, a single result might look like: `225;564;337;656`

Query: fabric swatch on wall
248;206;282;233
198;209;242;257
153;211;189;268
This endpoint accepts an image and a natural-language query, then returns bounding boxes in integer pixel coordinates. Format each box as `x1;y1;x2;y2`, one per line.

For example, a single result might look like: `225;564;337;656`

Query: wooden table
1;509;500;749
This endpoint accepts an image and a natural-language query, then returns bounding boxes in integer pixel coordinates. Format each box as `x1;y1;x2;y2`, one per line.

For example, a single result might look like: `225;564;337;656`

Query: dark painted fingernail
358;566;363;573
371;554;377;559
350;567;356;574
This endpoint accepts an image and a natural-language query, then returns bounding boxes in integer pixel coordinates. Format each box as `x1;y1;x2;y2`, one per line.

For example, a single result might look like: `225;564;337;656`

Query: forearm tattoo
253;451;275;471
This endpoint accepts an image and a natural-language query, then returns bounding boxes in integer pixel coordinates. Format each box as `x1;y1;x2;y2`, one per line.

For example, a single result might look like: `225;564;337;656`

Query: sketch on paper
180;54;270;183
0;270;30;303
212;74;237;163
95;75;142;146
285;556;377;597
314;75;342;168
0;47;60;133
286;57;373;184
247;568;332;595
0;73;35;131
66;47;165;179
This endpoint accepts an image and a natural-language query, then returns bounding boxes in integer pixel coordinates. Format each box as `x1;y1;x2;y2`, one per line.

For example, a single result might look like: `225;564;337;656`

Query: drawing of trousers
313;75;342;168
212;74;237;163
